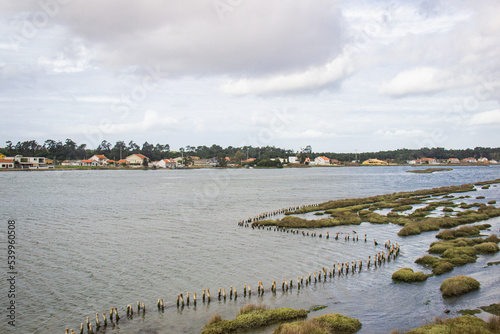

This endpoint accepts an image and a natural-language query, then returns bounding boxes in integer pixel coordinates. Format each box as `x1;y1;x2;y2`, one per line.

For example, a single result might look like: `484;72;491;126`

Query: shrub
473;242;500;254
392;205;412;212
274;314;362;334
239;304;268;315
440;276;480;298
392;268;430;282
432;261;455;275
442;207;454;212
488;200;497;204
202;307;308;334
406;315;490;333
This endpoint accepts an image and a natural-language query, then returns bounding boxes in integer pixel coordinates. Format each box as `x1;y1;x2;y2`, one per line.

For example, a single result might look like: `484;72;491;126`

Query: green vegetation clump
482;185;491;189
392;268;430;282
480;303;500;316
274;313;362;334
392;205;413;212
239;304;268;315
406;168;453;173
406;315;493;334
442;207;454;212
202;307;308;334
473;242;500;254
440;275;480;298
477;196;486;199
365;212;390;224
488;200;497;204
436;225;481;239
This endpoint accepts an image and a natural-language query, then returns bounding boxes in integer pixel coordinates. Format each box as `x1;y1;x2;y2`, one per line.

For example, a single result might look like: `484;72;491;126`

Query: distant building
0;159;14;169
362;159;388;166
156;159;176;168
89;155;108;165
478;157;489;163
288;156;299;164
10;155;49;169
314;156;331;165
462;157;477;163
330;159;340;165
80;159;99;166
126;154;149;165
447;158;460;164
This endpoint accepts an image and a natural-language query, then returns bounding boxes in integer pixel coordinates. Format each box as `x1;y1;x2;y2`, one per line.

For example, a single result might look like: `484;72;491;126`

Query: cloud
78;110;177;136
3;0;343;77
379;67;447;97
469;109;500;125
221;54;353;95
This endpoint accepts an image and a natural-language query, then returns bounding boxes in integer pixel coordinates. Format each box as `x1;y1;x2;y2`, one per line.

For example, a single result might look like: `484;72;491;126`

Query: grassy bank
201;306;308;334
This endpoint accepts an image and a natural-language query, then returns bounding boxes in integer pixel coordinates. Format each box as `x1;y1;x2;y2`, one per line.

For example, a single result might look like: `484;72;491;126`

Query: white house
478;157;489;163
0;159;14;169
463;157;477;163
11;155;49;169
89;155;108;165
288;156;299;164
126;154;149;165
156;159;176;168
80;159;99;166
314;156;331;165
62;160;81;166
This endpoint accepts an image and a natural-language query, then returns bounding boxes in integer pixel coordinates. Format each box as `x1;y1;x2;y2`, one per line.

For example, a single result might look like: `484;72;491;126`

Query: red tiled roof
81;159;94;163
163;159;176;163
95;155;107;160
117;159;128;163
0;159;14;163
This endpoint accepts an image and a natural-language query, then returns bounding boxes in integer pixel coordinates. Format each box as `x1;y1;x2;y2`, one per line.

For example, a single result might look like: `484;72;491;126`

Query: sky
0;0;499;153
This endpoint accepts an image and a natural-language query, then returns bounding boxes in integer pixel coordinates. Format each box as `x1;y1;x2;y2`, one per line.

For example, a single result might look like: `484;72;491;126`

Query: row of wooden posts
66;241;401;334
238;203;320;226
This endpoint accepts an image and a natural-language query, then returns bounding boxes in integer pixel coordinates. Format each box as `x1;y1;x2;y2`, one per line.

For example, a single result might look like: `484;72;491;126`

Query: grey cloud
3;0;343;77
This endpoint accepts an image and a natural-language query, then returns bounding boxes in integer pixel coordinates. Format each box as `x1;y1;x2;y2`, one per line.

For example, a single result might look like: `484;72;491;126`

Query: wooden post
202;289;206;302
193;292;197;306
223;288;226;300
142;303;145;314
234;287;237;299
95;313;100;329
103;313;107;327
114;307;120;320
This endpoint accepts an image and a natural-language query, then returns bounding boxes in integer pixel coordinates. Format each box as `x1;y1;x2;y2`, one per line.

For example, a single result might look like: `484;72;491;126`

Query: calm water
1;166;500;334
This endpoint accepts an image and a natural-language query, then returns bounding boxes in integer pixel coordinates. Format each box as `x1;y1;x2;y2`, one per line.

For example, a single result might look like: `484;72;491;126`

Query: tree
216;153;227;167
234;150;244;166
142;157;148;168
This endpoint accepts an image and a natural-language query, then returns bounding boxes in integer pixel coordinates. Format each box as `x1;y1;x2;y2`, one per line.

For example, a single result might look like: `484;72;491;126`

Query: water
1;165;499;333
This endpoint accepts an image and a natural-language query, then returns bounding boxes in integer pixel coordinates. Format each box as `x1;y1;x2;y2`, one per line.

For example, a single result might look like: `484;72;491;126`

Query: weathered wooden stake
103;313;107;326
142;303;145;314
95;313;100;329
223;288;226;300
80;323;83;334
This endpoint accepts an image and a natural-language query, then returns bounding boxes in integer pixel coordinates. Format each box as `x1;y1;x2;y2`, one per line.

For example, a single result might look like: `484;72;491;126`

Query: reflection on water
0;166;499;333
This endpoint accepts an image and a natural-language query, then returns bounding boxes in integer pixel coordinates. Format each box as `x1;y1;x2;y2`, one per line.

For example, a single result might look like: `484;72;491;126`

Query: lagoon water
1;166;500;333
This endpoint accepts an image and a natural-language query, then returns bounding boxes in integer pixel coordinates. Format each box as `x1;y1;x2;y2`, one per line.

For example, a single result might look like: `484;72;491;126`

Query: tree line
1;139;499;163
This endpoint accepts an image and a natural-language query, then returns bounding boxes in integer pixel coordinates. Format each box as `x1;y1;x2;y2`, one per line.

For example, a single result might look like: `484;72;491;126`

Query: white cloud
375;129;429;138
379;67;447;97
78;110;177;136
221;54;353;95
469;109;500;125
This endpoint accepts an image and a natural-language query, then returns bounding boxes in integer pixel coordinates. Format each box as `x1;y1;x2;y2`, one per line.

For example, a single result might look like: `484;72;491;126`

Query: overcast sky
1;0;499;153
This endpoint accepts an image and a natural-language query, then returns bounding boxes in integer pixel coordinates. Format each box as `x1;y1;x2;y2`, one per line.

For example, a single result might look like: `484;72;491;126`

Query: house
330;159;340;165
447;158;460;164
89;155;108;165
288;156;299;164
314;156;331;165
362;159;388;166
0;159;14;169
193;158;217;167
12;155;49;169
156;159;176;168
80;159;99;166
421;158;438;165
462;157;477;163
242;158;256;164
173;157;184;167
478;157;489;163
126;154;149;165
61;160;81;166
116;159;129;165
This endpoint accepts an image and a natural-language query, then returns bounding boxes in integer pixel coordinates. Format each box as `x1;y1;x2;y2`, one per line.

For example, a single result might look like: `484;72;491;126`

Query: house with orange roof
89;154;108;165
117;159;129;165
447;158;460;164
314;156;331;165
0;158;14;169
462;157;477;163
478;157;489;163
156;159;176;168
126;154;149;165
79;159;99;166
